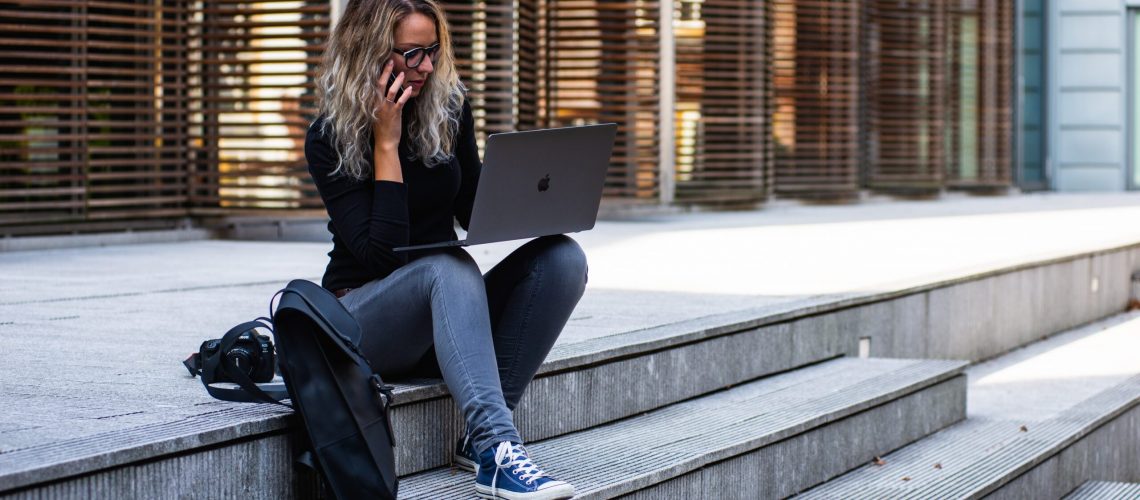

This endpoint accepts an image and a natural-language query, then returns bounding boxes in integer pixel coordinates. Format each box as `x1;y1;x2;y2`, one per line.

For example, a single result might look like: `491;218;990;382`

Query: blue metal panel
1050;1;1127;191
1058;91;1122;126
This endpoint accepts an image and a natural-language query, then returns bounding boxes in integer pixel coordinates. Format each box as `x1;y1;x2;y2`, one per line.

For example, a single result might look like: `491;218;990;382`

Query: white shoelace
491;441;549;495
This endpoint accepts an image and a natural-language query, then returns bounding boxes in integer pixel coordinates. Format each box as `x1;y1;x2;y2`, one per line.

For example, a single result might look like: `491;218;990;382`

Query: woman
305;0;585;498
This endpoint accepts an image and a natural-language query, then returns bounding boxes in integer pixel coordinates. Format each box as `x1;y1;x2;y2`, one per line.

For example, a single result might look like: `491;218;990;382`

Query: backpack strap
370;374;397;444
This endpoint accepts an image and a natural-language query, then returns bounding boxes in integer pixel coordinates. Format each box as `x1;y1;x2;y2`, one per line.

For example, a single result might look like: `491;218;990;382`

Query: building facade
0;0;1072;237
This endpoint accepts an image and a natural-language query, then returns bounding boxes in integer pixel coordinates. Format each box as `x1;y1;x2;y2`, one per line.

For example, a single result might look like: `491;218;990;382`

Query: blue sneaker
474;441;574;500
453;434;477;472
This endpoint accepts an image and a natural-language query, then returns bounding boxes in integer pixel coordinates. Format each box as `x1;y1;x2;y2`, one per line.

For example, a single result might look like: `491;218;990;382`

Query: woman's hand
373;60;413;182
374;60;413;150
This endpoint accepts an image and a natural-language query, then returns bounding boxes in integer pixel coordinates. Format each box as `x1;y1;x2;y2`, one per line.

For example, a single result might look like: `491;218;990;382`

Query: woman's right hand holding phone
373;60;412;181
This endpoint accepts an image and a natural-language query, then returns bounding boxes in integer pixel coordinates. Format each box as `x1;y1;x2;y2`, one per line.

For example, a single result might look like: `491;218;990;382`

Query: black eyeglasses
391;42;440;69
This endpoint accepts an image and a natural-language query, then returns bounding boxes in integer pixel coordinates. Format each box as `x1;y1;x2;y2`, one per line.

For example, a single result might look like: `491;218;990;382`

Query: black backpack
189;279;398;499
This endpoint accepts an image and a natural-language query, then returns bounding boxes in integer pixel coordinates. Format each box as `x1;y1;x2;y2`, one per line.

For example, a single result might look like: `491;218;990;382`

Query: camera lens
226;347;255;375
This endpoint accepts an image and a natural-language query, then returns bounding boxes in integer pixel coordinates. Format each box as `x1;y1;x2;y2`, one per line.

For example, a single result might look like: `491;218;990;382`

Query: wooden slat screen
2;0;1024;236
441;0;478;139
442;0;540;150
475;0;516;136
865;0;948;191
186;0;329;212
1;0;191;231
517;0;540;130
672;0;769;205
541;0;661;200
945;0;1011;188
771;0;861;198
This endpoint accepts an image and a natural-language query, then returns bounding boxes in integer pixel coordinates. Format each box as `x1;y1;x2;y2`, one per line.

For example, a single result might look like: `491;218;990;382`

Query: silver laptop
393;123;617;252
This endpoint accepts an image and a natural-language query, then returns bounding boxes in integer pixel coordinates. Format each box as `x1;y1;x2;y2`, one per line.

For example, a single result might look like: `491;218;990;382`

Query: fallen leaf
902;476;911;481
1019;425;1028;432
872;456;887;466
934;463;942;469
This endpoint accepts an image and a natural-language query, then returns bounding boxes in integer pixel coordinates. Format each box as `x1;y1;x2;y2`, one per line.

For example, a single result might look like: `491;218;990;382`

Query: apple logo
537;174;551;192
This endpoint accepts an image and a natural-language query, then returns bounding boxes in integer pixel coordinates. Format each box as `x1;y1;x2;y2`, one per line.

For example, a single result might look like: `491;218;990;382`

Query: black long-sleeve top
306;100;480;291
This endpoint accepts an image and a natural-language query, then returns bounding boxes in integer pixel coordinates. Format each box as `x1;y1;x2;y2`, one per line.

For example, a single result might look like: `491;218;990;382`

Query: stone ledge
0;404;291;493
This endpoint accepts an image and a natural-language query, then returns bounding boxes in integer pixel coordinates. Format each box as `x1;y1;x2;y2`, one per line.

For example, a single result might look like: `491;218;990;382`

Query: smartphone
386;60;405;90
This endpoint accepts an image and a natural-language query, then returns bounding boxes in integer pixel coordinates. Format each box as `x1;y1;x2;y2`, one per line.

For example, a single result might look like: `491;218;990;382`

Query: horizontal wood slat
186;0;329;211
945;0;1012;188
673;0;770;205
442;0;539;149
772;0;861;198
0;0;191;229
542;0;662;200
865;0;948;191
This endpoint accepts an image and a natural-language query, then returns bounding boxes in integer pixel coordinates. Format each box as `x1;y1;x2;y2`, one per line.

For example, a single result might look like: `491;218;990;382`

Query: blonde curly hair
315;0;466;179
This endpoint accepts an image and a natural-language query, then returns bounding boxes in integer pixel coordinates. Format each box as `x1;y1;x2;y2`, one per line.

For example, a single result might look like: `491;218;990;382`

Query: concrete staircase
3;233;1140;499
0;313;969;499
799;312;1140;500
400;358;965;498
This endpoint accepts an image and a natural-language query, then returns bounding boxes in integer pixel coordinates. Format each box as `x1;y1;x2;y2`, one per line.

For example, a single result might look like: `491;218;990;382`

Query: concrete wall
1050;0;1129;190
845;246;1138;362
0;432;318;500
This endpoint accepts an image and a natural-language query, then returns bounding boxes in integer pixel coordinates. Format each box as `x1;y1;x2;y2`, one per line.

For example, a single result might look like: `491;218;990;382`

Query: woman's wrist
373;142;403;182
375;139;398;153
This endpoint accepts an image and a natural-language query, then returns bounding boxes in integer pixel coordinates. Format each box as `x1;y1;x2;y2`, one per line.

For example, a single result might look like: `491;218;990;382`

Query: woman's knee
533;235;588;288
416;250;484;288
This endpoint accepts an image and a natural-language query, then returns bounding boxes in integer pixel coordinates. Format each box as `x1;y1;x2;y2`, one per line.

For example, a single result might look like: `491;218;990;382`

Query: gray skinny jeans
338;235;587;454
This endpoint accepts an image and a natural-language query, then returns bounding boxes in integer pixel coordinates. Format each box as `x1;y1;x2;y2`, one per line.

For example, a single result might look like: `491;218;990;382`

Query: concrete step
799;312;1140;500
398;357;967;499
1065;481;1140;499
386;301;854;476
